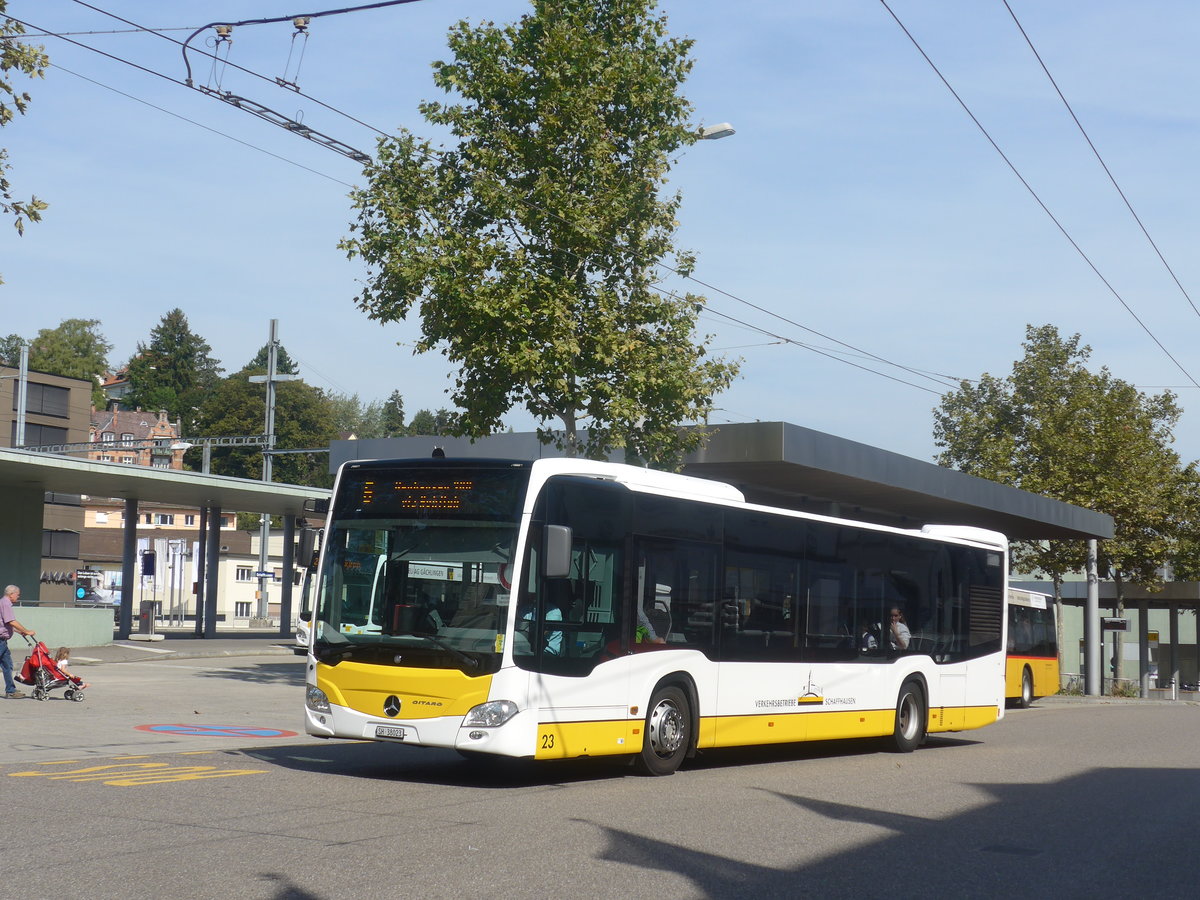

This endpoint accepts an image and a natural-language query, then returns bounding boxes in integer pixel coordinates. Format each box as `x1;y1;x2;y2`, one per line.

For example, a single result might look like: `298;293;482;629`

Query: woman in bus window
888;608;910;651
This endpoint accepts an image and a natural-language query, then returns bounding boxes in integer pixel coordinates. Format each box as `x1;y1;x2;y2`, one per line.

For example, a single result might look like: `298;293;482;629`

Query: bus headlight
306;685;331;713
463;700;518;728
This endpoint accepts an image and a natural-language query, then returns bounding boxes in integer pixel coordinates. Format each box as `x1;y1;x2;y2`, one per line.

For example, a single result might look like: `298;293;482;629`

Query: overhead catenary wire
53;0;968;395
878;0;1200;391
47;61;355;187
9;13;373;164
1001;0;1200;321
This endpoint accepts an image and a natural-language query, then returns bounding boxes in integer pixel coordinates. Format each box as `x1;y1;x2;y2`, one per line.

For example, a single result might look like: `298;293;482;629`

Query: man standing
1;584;36;699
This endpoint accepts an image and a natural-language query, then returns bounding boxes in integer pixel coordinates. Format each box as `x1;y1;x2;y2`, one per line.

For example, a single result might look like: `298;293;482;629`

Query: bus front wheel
1019;667;1034;709
891;679;926;753
635;685;690;776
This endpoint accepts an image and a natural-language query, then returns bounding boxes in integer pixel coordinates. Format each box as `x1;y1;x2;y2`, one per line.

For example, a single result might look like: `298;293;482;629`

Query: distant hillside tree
380;390;406;437
27;318;111;407
124;309;222;431
193;367;338;488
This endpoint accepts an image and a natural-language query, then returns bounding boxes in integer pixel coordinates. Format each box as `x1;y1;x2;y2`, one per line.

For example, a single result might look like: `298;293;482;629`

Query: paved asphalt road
1;640;1198;899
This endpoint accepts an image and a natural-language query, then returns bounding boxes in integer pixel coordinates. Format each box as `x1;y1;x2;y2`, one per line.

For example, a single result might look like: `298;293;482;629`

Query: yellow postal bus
1006;587;1058;708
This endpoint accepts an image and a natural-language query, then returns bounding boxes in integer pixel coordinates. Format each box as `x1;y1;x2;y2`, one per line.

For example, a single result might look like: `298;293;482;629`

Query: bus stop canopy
330;421;1113;542
0;447;325;516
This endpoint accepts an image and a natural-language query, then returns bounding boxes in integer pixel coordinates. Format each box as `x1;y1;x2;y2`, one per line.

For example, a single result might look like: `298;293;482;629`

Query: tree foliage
380;389;406;437
934;324;1186;599
247;343;299;375
191;348;337;486
0;332;23;366
408;408;455;436
124;309;222;431
27;318;111;407
1;3;48;283
327;392;388;440
342;0;737;465
193;363;338;488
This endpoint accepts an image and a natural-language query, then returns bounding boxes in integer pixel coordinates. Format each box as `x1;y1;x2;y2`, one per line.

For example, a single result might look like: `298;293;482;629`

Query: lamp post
698;122;736;140
0;343;30;447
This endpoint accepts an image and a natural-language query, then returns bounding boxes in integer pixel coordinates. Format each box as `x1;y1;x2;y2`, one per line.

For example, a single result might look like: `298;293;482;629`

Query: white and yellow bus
303;457;1009;774
1006;588;1058;708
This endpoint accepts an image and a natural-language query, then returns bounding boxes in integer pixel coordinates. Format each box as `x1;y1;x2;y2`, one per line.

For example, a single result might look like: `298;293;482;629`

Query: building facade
1;364;92;605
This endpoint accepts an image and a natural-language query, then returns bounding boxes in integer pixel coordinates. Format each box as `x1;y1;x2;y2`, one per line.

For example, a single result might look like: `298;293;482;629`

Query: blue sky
4;1;1200;464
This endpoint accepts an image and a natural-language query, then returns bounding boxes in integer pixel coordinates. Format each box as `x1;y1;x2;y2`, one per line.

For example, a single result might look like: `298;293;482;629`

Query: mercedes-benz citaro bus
303;457;1009;775
1006;587;1059;708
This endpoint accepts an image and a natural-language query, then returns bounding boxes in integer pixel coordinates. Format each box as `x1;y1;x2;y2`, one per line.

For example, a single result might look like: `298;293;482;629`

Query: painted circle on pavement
135;724;298;738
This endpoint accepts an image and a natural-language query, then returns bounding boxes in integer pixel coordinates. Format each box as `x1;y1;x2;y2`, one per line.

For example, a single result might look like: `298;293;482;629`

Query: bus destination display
337;465;530;521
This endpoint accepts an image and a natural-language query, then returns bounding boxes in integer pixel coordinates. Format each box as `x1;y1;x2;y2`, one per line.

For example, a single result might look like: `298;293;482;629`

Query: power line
49;62;355;187
1001;0;1200;320
878;0;1200;391
61;2;965;395
34;3;975;398
11;13;374;165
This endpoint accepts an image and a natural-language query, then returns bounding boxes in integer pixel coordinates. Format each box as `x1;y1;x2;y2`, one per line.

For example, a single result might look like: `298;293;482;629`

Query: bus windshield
313;463;530;672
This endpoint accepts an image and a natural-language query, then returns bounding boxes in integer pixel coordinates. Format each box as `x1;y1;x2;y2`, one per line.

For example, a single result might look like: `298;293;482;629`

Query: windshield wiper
410;632;480;671
313;639;376;665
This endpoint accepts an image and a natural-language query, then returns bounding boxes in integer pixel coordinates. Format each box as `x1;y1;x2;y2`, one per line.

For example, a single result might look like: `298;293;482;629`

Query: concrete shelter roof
331;421;1113;542
0;448;327;516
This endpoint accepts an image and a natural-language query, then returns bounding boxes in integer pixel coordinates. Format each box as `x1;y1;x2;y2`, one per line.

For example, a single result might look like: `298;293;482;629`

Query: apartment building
0;364;92;605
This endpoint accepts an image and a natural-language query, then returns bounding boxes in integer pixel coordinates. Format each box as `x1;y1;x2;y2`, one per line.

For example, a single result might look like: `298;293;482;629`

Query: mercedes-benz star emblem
384;695;402;717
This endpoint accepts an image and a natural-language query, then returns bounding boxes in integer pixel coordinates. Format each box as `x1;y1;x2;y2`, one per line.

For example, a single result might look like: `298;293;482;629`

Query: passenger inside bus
888;607;911;651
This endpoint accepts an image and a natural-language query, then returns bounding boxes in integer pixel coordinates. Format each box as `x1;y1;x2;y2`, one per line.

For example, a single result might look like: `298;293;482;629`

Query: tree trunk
559;410;579;458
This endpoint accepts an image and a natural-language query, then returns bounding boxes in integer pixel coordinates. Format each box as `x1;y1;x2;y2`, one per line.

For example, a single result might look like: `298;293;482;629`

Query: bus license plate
375;725;407;740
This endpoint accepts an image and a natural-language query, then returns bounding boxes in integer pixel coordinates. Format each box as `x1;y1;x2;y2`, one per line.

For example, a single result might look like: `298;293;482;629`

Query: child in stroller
15;639;87;702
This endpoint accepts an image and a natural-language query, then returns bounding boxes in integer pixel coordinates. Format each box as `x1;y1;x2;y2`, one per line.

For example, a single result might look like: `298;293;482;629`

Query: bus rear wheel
891;679;926;753
1018;667;1034;709
635;685;689;776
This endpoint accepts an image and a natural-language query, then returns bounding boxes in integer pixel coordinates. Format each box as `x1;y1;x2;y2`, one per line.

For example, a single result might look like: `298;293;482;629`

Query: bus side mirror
299;610;312;622
297;528;319;570
544;525;572;579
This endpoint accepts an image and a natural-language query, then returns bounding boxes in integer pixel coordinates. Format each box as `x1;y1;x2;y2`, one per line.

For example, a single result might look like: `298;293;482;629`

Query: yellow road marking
7;761;266;786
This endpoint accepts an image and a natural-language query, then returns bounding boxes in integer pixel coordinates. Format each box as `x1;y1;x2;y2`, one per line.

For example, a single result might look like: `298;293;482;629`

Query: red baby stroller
15;638;86;702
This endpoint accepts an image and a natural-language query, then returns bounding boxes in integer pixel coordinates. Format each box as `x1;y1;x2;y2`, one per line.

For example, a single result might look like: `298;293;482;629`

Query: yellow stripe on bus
535;719;636;759
537;705;1003;760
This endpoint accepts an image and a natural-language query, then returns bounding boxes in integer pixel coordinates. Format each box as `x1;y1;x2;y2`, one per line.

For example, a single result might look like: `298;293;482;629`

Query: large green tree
1;2;48;284
193;358;338;488
380;389;406;437
409;408;455;436
327;392;387;440
342;0;737;465
28;318;111;407
124;309;222;431
934;324;1188;684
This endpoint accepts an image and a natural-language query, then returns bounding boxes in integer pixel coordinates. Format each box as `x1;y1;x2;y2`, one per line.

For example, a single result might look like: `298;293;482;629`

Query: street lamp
699;122;736;140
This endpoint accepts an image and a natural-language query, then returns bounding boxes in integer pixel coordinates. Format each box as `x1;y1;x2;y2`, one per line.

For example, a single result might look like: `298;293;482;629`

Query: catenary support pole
1085;539;1100;696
